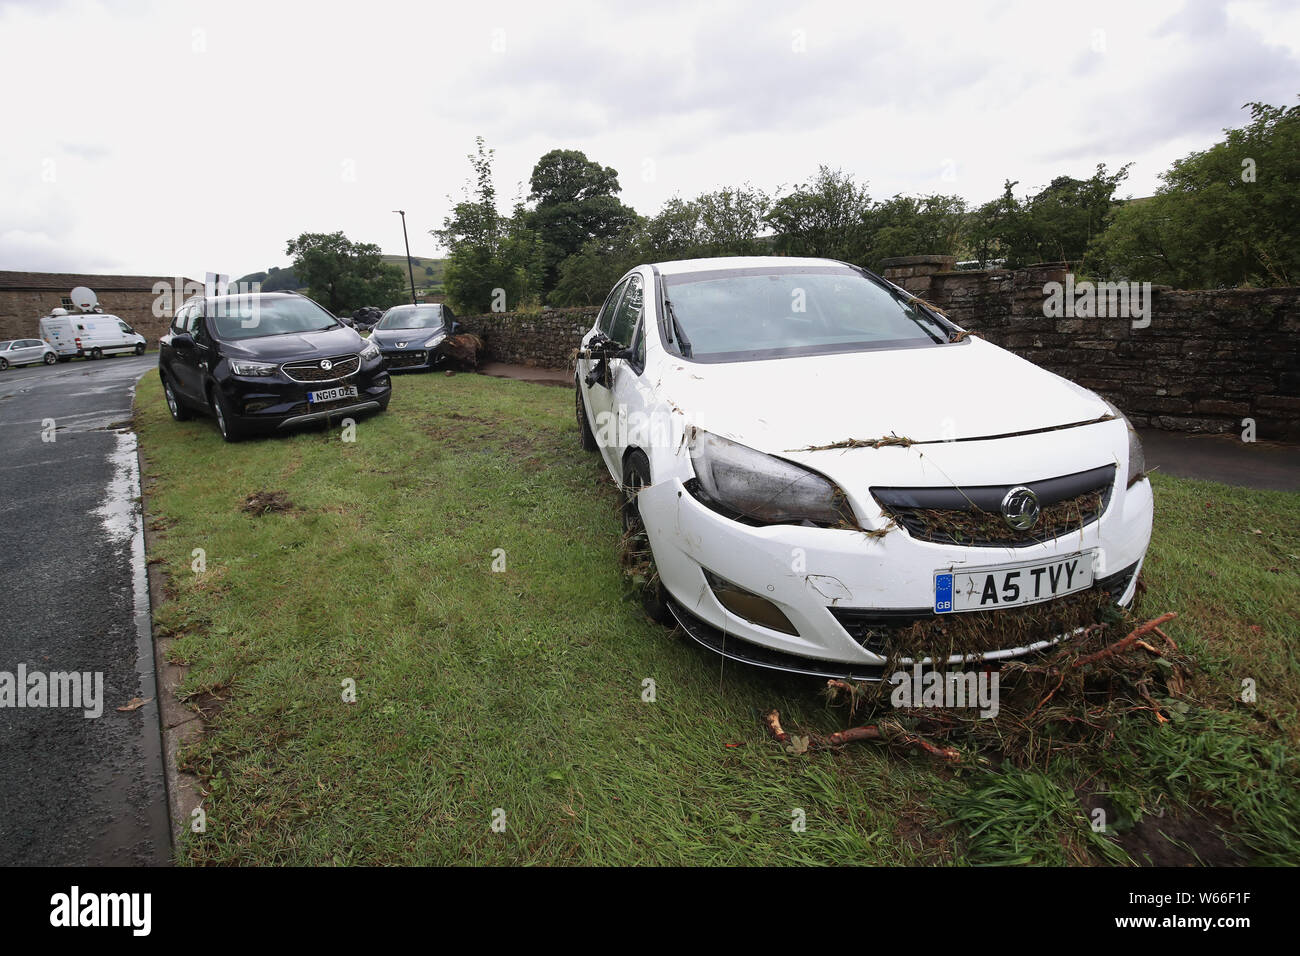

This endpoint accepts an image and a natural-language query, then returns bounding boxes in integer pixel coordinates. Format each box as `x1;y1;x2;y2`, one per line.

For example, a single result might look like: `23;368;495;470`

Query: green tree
550;225;646;307
966;165;1131;269
765;166;873;261
435;138;540;313
284;232;405;314
1091;100;1300;287
863;193;968;269
527;149;638;298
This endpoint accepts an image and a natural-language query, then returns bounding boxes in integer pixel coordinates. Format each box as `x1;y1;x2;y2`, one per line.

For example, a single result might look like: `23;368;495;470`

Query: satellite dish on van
70;286;99;312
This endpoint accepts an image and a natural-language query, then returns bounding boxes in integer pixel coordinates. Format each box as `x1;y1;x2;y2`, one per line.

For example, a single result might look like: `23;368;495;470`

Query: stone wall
880;257;1300;441
456;307;596;370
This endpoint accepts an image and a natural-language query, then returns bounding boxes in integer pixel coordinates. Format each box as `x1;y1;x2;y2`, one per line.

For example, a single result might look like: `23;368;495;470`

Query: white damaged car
575;257;1153;679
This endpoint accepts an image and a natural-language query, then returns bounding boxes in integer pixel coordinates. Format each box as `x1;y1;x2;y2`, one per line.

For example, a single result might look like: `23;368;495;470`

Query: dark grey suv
158;292;392;441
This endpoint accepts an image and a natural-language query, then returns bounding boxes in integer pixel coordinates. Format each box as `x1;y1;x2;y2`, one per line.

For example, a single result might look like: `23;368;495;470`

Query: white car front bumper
637;473;1153;677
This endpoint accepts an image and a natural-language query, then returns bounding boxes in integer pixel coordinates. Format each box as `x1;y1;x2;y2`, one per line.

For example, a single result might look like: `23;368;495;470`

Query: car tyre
90;347;102;360
622;449;672;624
135;343;146;356
209;385;246;443
0;358;8;371
576;381;598;451
162;375;191;422
43;352;56;365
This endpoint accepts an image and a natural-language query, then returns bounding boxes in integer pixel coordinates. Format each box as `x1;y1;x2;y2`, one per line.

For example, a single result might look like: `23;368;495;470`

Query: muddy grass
239;490;296;515
1075;786;1247;866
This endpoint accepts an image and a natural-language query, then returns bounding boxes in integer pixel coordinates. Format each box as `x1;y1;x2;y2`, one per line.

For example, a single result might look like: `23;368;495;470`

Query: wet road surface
0;354;170;865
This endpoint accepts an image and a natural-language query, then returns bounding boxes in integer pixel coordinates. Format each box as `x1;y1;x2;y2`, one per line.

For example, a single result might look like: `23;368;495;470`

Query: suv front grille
872;464;1115;548
281;354;360;382
829;560;1140;658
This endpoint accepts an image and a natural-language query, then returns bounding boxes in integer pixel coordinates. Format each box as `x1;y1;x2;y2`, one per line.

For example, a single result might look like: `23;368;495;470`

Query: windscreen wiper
665;298;693;359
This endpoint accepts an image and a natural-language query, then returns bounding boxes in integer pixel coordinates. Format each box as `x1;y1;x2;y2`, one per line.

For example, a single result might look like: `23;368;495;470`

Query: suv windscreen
206;297;339;341
663;266;948;362
376;306;443;331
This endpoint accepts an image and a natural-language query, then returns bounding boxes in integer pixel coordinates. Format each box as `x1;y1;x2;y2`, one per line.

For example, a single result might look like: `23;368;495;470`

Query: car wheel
162;375;191;422
90;347;102;360
209;386;246;442
43;352;56;365
0;358;8;371
135;343;145;355
621;449;672;624
576;381;598;451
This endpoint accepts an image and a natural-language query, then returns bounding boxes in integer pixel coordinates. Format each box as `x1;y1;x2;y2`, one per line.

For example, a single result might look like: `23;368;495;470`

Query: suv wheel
209;386;246;443
162;375;191;421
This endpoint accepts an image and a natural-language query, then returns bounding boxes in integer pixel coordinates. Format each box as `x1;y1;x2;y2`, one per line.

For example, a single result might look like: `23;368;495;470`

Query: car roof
650;255;849;276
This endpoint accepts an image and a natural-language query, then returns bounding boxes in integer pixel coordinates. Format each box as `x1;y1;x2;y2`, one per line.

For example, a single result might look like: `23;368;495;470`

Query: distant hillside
380;255;446;293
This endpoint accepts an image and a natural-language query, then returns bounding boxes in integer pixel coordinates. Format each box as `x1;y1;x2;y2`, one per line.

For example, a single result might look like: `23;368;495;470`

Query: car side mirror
172;333;195;350
451;321;461;335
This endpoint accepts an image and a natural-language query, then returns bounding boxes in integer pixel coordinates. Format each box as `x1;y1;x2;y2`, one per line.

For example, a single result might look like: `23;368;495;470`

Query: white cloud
0;0;1294;278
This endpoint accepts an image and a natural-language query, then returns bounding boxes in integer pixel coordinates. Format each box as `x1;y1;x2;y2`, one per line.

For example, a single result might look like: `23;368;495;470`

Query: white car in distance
574;257;1153;678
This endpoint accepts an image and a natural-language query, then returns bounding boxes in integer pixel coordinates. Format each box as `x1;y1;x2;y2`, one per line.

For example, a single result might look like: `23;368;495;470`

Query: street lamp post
393;209;417;306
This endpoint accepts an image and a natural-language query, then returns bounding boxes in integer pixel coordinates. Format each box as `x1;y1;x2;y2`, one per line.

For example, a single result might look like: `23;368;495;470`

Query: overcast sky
1;0;1297;280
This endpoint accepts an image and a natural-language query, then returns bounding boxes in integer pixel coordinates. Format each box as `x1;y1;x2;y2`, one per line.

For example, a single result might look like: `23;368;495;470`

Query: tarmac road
0;353;170;865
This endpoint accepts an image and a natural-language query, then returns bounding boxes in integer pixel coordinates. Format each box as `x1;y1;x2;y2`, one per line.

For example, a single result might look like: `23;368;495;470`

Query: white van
39;310;148;360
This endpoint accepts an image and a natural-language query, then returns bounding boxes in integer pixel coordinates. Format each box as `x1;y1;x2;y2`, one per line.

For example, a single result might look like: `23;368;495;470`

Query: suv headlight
360;341;380;361
228;359;277;376
688;430;857;526
1103;399;1146;486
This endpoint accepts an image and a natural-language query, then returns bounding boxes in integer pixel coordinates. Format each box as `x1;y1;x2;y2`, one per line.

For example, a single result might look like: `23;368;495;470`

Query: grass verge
134;371;1299;865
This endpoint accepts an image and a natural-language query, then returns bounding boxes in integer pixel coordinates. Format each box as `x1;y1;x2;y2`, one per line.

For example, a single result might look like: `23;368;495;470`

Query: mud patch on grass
240;490;296;515
180;683;232;723
1076;786;1247;865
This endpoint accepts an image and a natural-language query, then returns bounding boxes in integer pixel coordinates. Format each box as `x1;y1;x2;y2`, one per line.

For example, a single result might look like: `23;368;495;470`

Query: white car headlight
1103;399;1146;486
360;341;380;361
228;359;277;376
423;332;446;349
688;430;857;526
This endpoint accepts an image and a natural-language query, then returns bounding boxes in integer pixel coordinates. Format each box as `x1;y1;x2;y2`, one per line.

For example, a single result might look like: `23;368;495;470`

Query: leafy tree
765;166;873;261
550;226;646;307
1090;100;1300;287
284;232;405;314
863;193;968;269
527;149;638;298
435;138;541;313
965;165;1130;269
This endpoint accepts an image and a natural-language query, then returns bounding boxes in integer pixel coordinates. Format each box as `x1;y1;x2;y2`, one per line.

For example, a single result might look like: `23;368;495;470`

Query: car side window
192;305;210;344
172;305;190;335
596;278;629;335
608;274;642;349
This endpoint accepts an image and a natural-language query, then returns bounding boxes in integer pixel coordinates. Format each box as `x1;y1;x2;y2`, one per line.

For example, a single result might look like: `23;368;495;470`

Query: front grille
280;354;360;382
385;351;427;368
873;464;1115;548
829;560;1140;659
